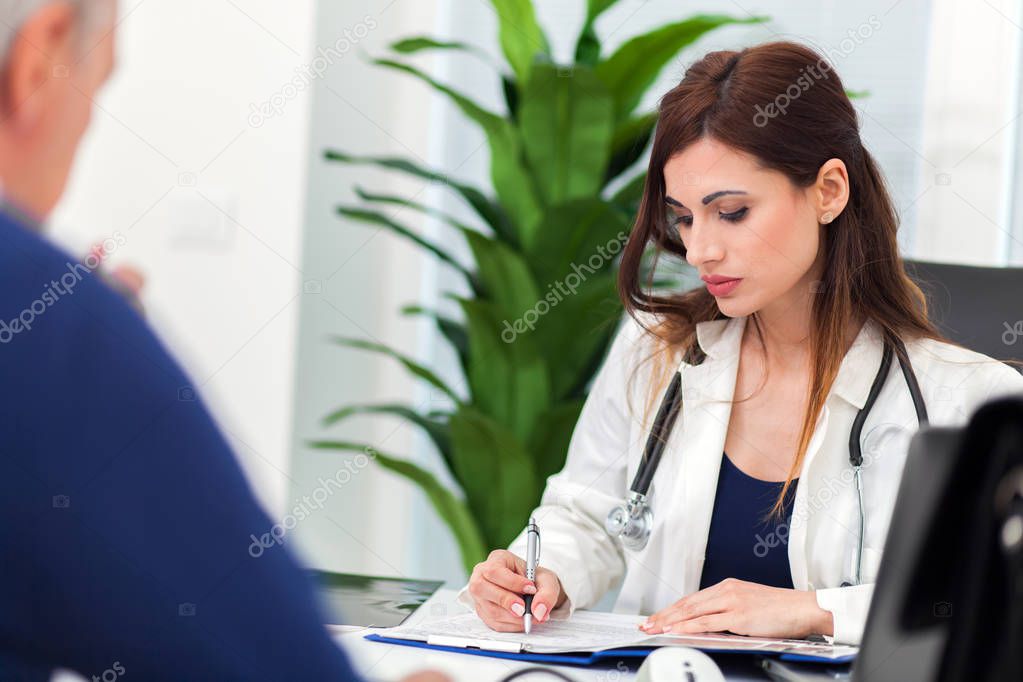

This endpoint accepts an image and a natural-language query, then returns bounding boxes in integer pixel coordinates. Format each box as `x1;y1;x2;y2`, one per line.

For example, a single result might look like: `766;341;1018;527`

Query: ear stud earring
820;212;834;224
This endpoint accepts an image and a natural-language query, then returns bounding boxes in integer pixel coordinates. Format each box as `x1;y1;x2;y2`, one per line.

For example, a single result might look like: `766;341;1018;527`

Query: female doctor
460;40;1023;645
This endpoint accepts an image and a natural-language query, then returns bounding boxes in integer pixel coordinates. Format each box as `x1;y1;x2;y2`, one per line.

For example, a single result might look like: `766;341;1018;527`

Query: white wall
286;0;463;582
917;0;1022;264
51;0;320;516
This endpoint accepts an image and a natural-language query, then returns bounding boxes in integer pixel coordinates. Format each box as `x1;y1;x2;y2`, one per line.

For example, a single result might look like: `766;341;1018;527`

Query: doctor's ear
811;158;850;225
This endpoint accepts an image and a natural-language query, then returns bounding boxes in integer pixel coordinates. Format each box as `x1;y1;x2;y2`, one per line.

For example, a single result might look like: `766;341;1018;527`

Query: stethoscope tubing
612;334;930;586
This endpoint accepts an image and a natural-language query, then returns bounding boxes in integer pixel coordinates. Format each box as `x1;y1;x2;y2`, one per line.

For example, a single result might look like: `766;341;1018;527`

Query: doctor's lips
701;274;743;297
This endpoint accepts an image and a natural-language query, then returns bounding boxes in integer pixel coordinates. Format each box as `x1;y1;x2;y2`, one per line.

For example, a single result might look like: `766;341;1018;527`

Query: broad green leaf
330;336;462;405
321;403;452;471
307;440;486;572
458;299;550;442
530;273;621;399
324;150;514;242
528;400;585;483
518;63;614;221
606;112;656;182
335;205;477;288
448;408;538;547
574;0;619;65
372;58;541;243
525;199;631;287
463;230;541;321
596;14;767;121
584;0;619;24
488;0;550;84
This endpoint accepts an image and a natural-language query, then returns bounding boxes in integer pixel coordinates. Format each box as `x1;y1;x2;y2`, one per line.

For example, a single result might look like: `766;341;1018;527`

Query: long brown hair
618;40;973;514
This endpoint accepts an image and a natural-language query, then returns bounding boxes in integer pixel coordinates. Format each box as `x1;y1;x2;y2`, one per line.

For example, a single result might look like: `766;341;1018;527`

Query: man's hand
638;578;834;639
467;549;566;632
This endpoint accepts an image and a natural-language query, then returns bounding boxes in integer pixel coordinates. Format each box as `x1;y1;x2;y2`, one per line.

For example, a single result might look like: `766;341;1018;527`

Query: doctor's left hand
638;578;834;639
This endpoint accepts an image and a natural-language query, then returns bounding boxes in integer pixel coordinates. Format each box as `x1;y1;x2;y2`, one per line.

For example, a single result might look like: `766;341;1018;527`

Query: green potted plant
311;1;766;574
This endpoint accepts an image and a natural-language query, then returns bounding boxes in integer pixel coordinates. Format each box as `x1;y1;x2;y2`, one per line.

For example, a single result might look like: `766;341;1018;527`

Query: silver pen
523;517;540;634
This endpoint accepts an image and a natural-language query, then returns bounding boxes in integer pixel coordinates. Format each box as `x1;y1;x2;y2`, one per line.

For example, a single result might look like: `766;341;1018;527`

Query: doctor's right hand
468;549;566;632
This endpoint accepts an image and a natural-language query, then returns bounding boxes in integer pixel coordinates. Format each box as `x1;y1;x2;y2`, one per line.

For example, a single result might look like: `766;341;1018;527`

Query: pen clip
527;518;541;563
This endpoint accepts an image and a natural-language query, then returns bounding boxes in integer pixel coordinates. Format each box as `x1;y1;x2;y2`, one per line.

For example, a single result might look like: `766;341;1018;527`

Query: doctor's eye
720;207;748;222
666;209;692;229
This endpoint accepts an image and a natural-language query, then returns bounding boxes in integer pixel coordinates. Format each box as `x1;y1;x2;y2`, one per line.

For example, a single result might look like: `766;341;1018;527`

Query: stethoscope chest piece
605;491;654;551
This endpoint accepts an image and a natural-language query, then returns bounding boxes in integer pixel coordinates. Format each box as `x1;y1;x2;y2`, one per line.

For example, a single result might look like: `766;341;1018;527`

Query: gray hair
0;1;113;62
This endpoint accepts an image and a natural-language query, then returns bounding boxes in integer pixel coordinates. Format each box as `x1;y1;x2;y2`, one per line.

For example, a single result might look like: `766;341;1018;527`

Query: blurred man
0;2;443;680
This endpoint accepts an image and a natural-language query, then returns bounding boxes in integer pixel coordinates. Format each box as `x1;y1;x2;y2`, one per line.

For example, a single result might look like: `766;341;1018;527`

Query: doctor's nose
683;224;726;269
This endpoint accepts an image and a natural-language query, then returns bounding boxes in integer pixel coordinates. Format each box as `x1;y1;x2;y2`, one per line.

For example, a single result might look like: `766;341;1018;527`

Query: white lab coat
458;313;1023;645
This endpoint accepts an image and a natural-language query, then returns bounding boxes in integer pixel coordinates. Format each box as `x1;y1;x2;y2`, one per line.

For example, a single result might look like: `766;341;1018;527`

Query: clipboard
364;633;857;666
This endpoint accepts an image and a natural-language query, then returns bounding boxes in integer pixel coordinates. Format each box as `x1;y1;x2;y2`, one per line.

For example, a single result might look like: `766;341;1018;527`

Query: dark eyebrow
664;190;748;208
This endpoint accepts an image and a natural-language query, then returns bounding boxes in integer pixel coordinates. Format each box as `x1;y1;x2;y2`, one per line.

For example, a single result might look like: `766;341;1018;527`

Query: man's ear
1;2;78;129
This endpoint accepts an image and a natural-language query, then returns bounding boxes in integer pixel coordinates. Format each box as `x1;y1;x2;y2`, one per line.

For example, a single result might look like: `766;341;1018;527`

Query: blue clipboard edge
363;633;856;666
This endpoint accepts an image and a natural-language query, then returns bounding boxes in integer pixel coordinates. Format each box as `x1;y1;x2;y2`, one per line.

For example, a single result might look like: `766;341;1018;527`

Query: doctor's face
664;137;824;319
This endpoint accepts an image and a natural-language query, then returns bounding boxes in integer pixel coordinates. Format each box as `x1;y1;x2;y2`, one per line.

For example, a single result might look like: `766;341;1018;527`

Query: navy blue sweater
0;209;359;681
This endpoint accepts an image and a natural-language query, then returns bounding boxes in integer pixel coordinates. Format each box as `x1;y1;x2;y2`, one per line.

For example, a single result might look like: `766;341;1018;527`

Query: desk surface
335;588;769;682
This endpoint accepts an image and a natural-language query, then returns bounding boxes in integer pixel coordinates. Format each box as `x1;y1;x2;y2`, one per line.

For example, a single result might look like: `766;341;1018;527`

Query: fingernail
534;604;548;621
640;621;651;631
662;625;673;634
523;584;537;595
511;603;525;617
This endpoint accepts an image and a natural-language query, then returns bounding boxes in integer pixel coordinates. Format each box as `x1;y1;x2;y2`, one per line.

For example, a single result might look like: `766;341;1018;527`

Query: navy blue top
0;209;359;680
699;452;799;590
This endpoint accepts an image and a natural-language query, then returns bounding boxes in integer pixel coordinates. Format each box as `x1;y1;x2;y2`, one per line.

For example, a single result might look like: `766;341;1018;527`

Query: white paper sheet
382;610;859;659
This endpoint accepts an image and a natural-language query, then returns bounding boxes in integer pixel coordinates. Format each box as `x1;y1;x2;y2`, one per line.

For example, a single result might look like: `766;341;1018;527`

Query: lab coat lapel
788;318;883;589
670;316;746;597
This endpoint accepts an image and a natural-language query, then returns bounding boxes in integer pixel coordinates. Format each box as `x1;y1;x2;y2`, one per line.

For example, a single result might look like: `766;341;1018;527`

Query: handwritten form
383;611;858;659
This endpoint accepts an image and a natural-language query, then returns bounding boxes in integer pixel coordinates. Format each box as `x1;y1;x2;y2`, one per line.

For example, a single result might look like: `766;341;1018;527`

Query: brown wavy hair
618;40;963;515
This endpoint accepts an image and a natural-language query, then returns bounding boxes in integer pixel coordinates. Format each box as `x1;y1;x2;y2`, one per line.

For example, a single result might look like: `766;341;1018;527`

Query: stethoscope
604;333;930;586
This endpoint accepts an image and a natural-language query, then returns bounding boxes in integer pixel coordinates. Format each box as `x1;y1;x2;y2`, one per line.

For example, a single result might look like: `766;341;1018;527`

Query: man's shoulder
0;208;75;281
0;210;175;382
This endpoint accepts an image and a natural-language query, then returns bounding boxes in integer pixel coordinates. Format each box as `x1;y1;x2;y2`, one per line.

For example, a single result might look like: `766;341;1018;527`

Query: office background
49;0;1023;588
